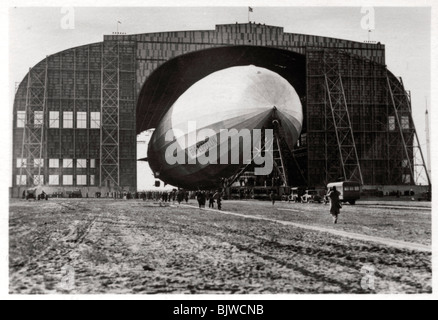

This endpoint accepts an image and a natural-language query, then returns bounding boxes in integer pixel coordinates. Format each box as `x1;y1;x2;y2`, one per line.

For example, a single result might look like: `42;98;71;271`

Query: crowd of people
195;190;223;210
136;189;224;211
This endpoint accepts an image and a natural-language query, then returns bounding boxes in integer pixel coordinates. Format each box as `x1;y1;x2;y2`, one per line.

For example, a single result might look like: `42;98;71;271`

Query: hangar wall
13;23;422;196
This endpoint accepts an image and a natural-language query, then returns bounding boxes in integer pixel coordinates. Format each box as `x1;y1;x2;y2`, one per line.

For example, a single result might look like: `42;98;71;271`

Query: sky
5;5;433;188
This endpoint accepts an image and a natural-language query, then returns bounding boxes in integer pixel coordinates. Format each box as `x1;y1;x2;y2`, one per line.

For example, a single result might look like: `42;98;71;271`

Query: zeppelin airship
147;65;303;189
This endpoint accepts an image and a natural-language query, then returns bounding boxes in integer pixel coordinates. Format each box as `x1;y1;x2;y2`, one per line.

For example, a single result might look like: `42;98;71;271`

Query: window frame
76;175;87;185
49;111;60;128
63;175;73;186
49;175;60;186
63;159;73;168
63;111;74;129
90;112;101;129
17;111;26;128
49;159;59;168
77;111;87;129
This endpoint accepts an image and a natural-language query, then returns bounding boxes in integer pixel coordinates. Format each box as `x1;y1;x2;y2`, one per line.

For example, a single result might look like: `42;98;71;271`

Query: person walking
270;190;276;206
197;191;206;209
208;192;215;208
214;190;223;211
328;186;342;224
177;189;184;207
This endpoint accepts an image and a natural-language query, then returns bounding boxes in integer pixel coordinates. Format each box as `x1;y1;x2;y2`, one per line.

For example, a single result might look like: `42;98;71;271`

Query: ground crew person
328;186;342;224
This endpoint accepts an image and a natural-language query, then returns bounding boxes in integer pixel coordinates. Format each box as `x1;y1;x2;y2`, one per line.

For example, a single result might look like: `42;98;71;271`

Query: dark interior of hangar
136;46;308;189
136;46;307;134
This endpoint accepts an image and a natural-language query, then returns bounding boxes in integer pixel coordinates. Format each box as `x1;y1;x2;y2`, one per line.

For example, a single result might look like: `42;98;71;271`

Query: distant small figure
270;191;276;206
177;189;184;206
197;191;206;209
213;190;223;211
328;186;342;224
208;192;215;208
323;189;330;205
184;192;189;203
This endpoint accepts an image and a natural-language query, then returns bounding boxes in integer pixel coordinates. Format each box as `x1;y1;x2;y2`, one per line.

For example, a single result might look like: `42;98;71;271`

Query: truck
301;189;322;203
326;181;361;205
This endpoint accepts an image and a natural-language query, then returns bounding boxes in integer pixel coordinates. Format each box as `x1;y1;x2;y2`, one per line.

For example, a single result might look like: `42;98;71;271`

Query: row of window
16;111;101;129
16;175;95;186
16;158;96;169
388;116;410;131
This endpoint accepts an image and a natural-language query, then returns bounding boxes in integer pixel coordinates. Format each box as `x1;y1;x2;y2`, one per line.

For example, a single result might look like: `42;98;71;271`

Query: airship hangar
11;23;430;196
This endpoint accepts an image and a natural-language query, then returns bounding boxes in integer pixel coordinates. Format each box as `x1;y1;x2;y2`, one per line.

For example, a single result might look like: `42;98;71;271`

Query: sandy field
9;198;431;294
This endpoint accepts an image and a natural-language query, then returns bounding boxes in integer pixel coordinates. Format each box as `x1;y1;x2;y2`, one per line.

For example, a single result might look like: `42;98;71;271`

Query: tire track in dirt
175;206;430;292
9;201;100;293
159;211;363;292
182;205;430;252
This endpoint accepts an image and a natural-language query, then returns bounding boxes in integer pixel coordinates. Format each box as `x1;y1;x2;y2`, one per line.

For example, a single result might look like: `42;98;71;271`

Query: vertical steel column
386;74;415;185
324;51;363;184
387;74;431;186
18;59;48;188
100;39;120;189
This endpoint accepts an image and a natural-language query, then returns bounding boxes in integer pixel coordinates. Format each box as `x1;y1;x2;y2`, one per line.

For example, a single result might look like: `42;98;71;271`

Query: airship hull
147;65;303;189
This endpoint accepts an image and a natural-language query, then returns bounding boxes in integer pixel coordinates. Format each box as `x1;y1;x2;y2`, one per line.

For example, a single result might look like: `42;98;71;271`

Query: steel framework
386;74;431;186
226;122;289;188
18;60;48;188
100;40;120;188
324;51;364;185
305;48;429;187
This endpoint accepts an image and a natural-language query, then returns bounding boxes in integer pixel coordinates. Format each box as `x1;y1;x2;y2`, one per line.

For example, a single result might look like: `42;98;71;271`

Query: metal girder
226;125;289;188
18;60;48;187
100;40;120;188
386;74;431;186
323;51;364;185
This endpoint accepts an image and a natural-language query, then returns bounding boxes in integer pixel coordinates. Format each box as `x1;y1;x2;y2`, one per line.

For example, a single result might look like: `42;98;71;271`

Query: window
34;111;44;127
49;159;59;168
16;175;27;185
90;112;101;128
90;159;96;168
16;158;27;168
77;175;87;185
34;158;44;168
388;116;395;131
34;175;44;185
77;112;87;129
63;159;73;168
49;111;60;128
17;111;26;128
90;175;95;186
402;159;409;168
401;116;410;130
63;111;73;128
63;175;73;185
402;174;411;184
77;159;87;169
49;175;59;185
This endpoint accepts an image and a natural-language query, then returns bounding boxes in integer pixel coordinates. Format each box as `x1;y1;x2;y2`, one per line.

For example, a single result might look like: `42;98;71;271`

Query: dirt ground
9;198;431;294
